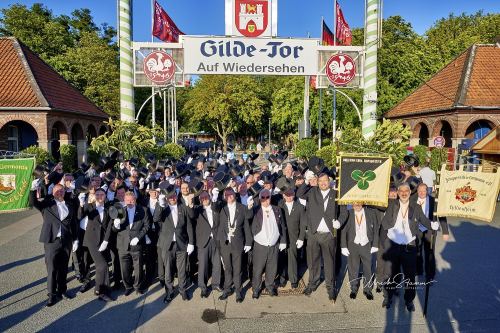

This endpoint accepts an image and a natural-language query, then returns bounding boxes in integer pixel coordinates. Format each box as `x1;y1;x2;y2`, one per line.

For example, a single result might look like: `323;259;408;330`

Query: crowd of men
30;150;448;312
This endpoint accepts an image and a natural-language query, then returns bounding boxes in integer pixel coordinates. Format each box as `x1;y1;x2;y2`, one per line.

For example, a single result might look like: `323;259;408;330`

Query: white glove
370;247;378;254
332;220;341;229
296;239;304;249
158;194;166;206
130;237;139;246
273;187;281;194
99;171;106;178
244;245;252;253
72;241;79;253
273;165;281;173
187;244;194;255
431;221;440;231
244;170;249;178
31;179;40;191
279;243;287;251
187;157;193;164
204;171;210;179
113;218;121;229
212;188;220;202
258;180;265;186
247;196;254;209
139;178;145;189
168;178;175;185
341;248;350;257
119;162;125;169
218;158;225;165
78;193;86;206
145;235;152;245
98;241;108;252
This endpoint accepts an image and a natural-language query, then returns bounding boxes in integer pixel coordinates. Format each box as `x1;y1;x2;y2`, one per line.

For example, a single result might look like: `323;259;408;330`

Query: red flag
335;2;352;46
152;1;184;43
322;21;335;46
309;76;317;89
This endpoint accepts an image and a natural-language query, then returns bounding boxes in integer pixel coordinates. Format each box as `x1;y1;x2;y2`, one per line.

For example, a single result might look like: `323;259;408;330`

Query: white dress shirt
387;201;416;245
353;209;369;246
417;197;428;232
254;207;279;246
107;190;115;202
204;205;214;237
127;206;136;229
228;202;236;225
96;204;104;222
169;204;178;241
56;200;68;237
285;201;293;215
317;189;330;233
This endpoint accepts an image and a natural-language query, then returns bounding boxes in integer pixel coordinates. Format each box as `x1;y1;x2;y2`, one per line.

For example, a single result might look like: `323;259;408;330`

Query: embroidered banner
0;158;35;213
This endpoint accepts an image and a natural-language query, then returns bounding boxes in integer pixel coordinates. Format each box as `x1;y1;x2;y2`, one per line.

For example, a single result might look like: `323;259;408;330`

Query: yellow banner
436;166;500;222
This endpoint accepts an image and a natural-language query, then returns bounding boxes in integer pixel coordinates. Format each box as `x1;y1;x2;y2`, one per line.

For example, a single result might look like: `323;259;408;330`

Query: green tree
183;75;265;150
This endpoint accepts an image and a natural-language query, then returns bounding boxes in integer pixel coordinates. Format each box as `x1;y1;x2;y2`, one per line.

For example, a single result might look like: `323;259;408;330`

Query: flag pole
151;0;156;139
333;0;337;46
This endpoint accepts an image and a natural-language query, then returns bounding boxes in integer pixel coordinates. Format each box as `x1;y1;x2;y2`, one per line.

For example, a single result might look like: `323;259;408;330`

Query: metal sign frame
315;45;364;89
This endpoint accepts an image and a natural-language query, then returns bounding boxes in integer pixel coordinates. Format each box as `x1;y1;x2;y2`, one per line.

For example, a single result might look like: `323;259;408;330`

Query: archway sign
133;37;363;89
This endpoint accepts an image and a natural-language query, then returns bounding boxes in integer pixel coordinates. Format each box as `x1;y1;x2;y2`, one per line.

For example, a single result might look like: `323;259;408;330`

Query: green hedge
21;145;53;165
59;144;77;172
294;138;317;160
316;145;337;168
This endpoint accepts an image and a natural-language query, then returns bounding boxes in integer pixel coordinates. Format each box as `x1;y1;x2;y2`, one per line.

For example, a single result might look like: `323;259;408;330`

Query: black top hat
145;153;156;164
229;165;243;178
104;171;116;184
47;171;64;185
207;159;219;171
308;157;325;175
404;154;420;168
99;156;117;172
213;172;231;191
407;176;422;194
283;186;295;196
213;152;222;160
159;180;170;191
80;163;90;173
275;177;293;192
268;154;277;164
129;157;139;168
156;160;168;173
146;181;159;191
174;163;190;178
260;171;274;183
75;176;91;193
248;182;263;198
190;170;203;181
215;164;229;174
280;151;289;160
109;150;120;161
189;179;204;197
33;165;46;179
249;152;259;161
390;167;405;187
161;184;177;197
296;161;309;174
44;160;56;173
108;202;126;223
137;167;149;179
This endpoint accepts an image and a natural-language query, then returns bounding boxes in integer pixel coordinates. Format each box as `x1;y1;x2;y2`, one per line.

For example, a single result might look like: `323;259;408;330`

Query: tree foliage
21;145;53;165
0;3;119;116
294;138;318;160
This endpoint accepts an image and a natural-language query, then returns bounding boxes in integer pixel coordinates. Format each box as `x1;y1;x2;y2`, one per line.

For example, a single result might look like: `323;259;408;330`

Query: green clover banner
338;154;392;207
0;158;35;213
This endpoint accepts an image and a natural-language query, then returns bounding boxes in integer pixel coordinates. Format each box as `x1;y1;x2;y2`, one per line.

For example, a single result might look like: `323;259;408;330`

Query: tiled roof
386;44;500;118
0;37;107;119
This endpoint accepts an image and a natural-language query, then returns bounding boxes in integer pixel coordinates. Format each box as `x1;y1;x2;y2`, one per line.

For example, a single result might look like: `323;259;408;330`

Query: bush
430;148;448;172
413;145;429;166
294;138;317;160
59;144;77;172
159;143;186;160
21;145;53;165
86;148;100;166
316;145;337;167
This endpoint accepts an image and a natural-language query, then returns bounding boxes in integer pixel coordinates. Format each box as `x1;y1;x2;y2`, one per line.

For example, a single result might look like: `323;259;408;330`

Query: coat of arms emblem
455;185;476;204
235;0;269;37
0;174;16;195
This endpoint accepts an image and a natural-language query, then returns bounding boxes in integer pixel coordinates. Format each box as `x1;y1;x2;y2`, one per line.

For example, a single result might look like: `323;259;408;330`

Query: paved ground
1;206;499;333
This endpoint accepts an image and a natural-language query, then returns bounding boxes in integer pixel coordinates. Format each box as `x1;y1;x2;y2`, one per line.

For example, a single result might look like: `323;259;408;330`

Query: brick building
385;44;500;149
0;37;108;163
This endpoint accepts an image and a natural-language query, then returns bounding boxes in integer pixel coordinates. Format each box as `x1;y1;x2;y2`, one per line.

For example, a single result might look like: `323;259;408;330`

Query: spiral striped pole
119;0;135;122
362;0;378;138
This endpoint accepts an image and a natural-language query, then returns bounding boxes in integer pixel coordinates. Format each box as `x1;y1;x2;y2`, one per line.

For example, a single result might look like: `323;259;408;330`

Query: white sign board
183;36;319;76
225;0;278;37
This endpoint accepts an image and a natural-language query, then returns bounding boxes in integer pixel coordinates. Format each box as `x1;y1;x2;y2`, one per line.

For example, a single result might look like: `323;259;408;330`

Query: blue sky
1;0;498;40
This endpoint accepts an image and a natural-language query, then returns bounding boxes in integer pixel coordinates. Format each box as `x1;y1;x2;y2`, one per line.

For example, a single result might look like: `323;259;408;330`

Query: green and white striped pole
119;0;135;122
362;0;378;138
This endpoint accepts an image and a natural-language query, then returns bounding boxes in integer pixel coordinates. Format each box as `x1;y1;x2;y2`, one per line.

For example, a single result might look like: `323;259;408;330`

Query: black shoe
99;294;113;302
406;302;415;312
291;282;298;289
235;291;243;303
268;288;277;297
303;286;314;296
375;286;382;293
218;290;233;301
180;291;189;301
124;288;134;296
328;289;335;301
364;290;374;300
75;274;83;283
252;291;260;299
349;291;357;299
46;296;57;307
159;280;165;288
163;291;173;303
279;280;287;288
382;298;392;309
113;283;123;291
136;289;146;295
200;288;209;298
212;285;223;292
79;282;91;293
59;292;73;300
